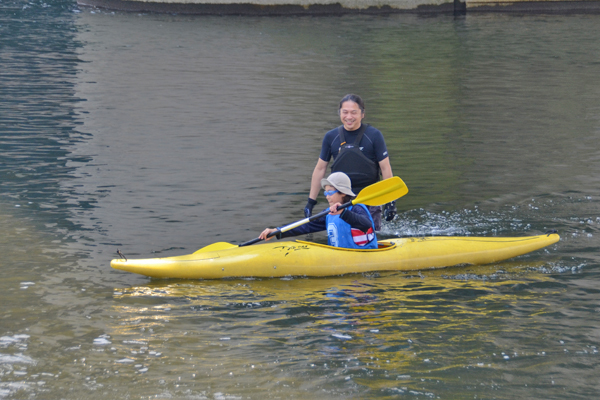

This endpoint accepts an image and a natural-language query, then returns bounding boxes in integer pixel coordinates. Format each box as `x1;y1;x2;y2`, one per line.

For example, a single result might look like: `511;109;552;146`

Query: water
1;1;600;398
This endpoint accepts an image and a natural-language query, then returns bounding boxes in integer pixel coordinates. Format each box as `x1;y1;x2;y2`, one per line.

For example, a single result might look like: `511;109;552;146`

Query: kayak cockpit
294;239;397;252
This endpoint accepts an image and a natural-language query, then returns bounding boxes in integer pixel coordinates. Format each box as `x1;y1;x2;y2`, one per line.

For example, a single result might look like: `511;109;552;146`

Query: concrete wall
77;0;454;14
466;0;600;12
77;0;600;15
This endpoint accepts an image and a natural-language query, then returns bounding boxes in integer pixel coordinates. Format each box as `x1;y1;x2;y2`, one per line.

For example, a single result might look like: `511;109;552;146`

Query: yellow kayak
110;233;559;279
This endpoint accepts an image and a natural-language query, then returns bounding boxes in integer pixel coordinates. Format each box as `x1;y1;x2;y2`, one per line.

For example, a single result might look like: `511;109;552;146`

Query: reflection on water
102;274;576;398
1;2;600;398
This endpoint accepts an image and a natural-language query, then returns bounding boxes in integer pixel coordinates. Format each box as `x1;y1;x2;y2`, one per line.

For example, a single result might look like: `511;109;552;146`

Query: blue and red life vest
326;204;377;249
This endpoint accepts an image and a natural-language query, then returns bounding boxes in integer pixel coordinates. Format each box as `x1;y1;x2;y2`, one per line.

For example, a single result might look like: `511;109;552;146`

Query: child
259;172;377;249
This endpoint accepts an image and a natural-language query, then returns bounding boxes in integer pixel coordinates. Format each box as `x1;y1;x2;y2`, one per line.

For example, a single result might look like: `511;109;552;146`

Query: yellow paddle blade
193;241;238;254
353;176;408;206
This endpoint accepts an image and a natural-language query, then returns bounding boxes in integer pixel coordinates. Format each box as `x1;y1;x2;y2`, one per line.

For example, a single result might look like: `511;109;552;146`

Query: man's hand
304;198;318;218
383;201;397;222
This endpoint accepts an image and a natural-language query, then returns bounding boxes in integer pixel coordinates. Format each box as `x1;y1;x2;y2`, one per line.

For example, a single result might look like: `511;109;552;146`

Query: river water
1;1;600;398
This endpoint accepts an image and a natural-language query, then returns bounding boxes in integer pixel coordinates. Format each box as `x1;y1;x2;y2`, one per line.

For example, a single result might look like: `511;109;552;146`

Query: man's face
339;101;364;131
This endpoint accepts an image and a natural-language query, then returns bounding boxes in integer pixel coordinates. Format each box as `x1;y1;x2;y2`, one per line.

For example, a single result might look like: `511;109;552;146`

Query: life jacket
326;204;378;249
330;124;380;192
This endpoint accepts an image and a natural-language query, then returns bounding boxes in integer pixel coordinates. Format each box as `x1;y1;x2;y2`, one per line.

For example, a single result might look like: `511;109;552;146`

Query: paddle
193;176;408;253
239;176;408;247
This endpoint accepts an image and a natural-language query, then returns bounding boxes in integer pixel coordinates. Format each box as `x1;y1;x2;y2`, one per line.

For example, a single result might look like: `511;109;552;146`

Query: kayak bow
110;233;559;279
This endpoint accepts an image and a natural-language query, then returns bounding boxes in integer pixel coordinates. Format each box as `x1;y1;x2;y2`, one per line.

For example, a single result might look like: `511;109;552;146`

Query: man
304;94;396;230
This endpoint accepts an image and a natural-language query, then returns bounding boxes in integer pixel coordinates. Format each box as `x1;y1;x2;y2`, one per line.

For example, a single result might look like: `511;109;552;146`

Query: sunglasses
324;189;339;196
